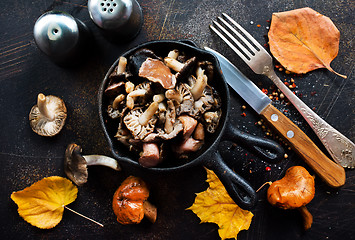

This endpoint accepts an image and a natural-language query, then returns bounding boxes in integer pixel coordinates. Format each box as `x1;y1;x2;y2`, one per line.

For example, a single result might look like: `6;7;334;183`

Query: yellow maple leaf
11;176;78;229
187;168;253;240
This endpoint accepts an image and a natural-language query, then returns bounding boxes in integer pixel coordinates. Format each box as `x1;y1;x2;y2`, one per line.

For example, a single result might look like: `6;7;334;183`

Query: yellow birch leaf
11;176;78;229
187;168;253;240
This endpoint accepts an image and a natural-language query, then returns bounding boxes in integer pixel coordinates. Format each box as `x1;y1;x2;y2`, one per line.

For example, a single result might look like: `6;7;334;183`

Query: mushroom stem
191;69;208;100
139;102;159;126
143;201;157;223
164;57;184;72
298;206;313;230
165;89;183;103
127;89;147;109
125;81;135;94
167;49;179;59
83;155;121;171
37;93;55;121
153;94;165;103
117;56;127;74
112;94;126;109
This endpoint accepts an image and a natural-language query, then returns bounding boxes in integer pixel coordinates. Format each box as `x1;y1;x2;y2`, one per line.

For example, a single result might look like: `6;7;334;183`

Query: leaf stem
64;206;104;227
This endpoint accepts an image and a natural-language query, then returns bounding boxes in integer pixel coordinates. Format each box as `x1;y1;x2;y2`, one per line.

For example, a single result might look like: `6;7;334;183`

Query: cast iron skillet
98;40;284;210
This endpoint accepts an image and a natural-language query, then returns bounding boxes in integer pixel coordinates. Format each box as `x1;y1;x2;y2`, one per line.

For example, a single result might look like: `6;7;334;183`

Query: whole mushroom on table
104;48;222;167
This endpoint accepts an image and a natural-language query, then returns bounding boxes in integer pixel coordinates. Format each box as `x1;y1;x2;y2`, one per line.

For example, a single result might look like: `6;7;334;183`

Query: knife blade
205;47;345;188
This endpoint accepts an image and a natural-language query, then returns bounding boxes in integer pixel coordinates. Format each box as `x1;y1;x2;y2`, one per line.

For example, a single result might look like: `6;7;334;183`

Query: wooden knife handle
260;104;345;188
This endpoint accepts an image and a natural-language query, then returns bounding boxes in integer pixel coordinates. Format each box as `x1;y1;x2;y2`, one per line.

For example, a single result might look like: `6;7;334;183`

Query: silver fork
210;13;354;168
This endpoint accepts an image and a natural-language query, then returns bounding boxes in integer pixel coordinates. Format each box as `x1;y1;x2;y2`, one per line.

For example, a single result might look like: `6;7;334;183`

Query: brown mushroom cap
29;93;67;137
64;143;88;186
139;58;176;89
267;166;315;209
112;176;150;224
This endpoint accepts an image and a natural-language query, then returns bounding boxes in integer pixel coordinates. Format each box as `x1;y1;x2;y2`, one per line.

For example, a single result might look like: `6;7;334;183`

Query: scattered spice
265;166;271;171
257;24;261;27
241;112;246;117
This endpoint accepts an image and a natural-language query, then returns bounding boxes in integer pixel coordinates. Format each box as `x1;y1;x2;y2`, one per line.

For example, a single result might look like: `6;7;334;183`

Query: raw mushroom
64;143;121;186
267;166;315;230
164;56;196;81
124;107;157;140
112;176;157;224
139;57;176;89
29;93;67;137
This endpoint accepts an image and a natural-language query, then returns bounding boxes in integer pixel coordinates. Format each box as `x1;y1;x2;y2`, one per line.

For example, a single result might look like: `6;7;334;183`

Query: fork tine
213;20;253;60
209;24;250;64
217;16;258;54
222;13;265;51
213;17;253;59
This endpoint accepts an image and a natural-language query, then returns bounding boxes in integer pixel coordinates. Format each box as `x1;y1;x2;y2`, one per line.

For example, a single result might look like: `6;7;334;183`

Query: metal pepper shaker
88;0;143;42
33;11;91;66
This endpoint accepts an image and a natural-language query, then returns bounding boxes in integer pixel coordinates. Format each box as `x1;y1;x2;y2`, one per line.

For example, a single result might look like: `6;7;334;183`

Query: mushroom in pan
128;48;161;76
115;120;132;146
123;105;158;140
197;60;214;82
112;176;157;224
139;57;176;89
190;66;208;100
164;54;196;81
109;56;129;80
126;82;152;109
191;83;219;117
164;100;176;134
173;137;203;157
165;83;194;115
105;57;129;97
178;115;198;140
203;110;222;133
105;81;126;98
193;123;205;141
64;143;121;186
139;143;162;167
29;93;67;137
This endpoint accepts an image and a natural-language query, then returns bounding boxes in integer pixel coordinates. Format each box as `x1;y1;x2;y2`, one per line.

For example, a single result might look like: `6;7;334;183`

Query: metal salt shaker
33;11;91;65
88;0;143;41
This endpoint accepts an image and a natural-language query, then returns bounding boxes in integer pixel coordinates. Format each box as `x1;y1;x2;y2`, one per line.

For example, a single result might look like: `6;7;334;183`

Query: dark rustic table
0;0;354;239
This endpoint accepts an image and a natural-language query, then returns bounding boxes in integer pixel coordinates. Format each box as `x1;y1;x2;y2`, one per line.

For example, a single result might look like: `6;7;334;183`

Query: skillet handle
222;123;284;163
206;151;256;210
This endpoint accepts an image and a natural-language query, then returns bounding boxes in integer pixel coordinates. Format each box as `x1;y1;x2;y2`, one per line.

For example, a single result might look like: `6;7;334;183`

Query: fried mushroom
124;107;157;140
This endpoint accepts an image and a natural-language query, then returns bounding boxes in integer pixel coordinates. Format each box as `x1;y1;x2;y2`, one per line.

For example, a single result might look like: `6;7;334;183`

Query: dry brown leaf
187;168;253;240
11;176;78;229
268;7;346;78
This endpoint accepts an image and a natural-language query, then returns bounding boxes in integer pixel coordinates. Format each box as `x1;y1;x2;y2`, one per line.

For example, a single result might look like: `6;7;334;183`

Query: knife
205;47;345;188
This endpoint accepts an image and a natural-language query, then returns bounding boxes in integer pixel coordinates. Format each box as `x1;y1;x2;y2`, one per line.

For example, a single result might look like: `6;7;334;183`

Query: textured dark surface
0;0;354;239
